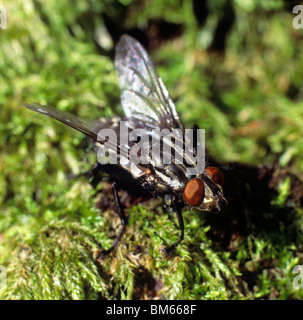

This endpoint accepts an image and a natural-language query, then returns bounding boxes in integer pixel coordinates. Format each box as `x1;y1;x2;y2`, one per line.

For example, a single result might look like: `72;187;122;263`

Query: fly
25;35;227;256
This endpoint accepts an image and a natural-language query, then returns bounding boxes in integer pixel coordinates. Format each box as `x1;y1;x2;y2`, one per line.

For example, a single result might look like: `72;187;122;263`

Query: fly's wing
24;103;128;159
115;35;184;131
115;35;202;175
25;103;99;140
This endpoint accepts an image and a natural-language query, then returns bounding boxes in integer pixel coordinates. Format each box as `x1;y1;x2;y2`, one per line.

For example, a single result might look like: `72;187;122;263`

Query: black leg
162;205;184;255
66;162;105;192
99;181;128;256
66;162;100;180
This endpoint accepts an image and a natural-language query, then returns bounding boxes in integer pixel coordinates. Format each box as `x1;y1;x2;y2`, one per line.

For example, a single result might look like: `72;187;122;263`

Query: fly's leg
67;162;105;191
97;181;128;257
66;162;100;180
162;206;184;255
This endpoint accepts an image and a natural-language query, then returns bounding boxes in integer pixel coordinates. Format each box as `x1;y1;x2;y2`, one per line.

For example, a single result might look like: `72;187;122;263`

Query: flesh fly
25;35;227;255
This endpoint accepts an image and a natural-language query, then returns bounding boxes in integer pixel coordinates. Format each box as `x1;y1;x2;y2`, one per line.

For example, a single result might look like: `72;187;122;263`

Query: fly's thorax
152;163;187;193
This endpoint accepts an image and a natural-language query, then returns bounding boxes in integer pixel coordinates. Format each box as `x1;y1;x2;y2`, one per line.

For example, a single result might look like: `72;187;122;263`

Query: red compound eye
205;167;225;187
184;178;205;207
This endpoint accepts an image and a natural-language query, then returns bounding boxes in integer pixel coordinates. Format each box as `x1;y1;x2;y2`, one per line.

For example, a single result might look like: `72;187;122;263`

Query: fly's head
183;166;227;212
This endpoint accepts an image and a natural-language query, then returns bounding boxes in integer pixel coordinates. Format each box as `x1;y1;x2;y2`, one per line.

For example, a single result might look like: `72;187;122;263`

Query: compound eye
205;167;225;187
184;178;205;207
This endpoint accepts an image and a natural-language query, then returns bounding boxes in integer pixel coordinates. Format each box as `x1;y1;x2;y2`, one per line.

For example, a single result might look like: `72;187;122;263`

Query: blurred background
0;0;303;300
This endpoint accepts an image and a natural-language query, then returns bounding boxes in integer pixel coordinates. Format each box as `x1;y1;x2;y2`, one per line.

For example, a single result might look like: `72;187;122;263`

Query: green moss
1;0;303;300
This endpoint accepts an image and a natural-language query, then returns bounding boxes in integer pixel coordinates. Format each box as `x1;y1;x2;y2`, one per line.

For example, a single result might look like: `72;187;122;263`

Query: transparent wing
24;103;126;157
25;103;99;140
115;34;184;131
24;103;154;176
